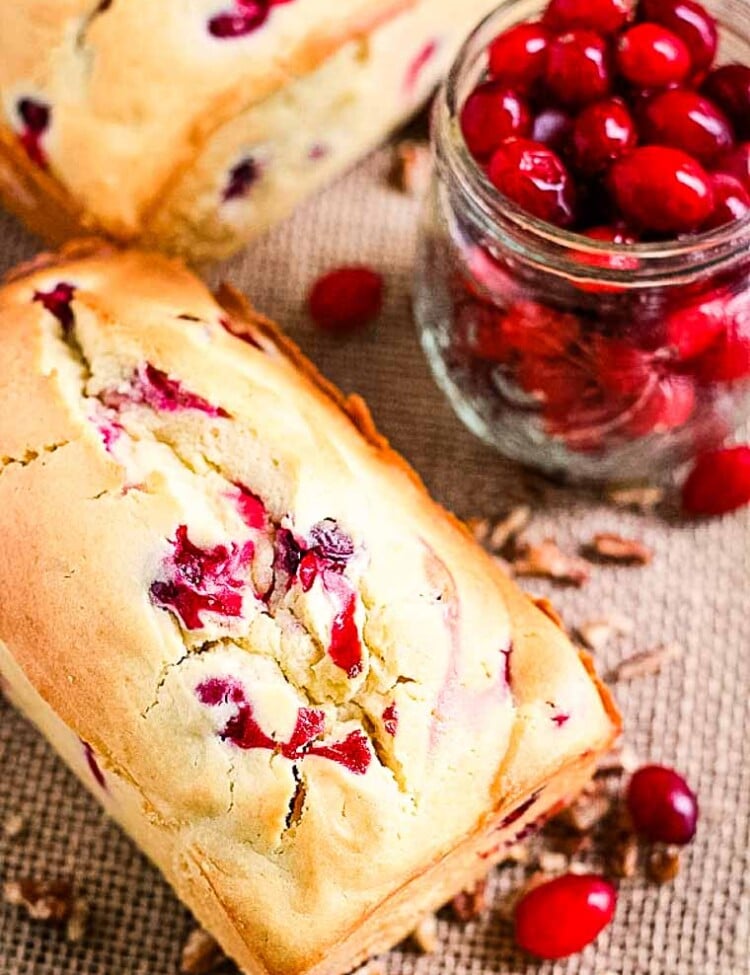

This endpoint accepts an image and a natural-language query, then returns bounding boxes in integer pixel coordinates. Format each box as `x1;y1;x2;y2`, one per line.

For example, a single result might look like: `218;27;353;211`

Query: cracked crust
0;0;502;260
0;245;620;975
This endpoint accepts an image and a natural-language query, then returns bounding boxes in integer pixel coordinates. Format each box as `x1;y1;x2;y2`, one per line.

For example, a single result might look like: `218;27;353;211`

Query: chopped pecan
180;927;226;975
608;644;682;682
387;140;432;196
451;878;487;922
647;846;681;884
489;505;532;553
411;913;439;953
512;539;591;586
467;516;490;545
606;484;664;511
608;833;639;878
596;743;640;777
3;878;75;922
557;793;611;833
537;850;569;874
576;614;632;651
65;896;90;943
585;532;653;565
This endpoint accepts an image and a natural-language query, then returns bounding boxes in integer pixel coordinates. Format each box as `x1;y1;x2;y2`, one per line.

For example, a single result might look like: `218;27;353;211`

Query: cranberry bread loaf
0;0;498;261
0;243;619;975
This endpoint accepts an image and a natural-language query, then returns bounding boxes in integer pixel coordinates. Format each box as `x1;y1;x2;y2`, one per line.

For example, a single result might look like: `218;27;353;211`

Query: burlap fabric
0;146;747;975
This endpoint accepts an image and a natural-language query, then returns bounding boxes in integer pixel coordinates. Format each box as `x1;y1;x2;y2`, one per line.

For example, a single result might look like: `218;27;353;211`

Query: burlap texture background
0;145;747;975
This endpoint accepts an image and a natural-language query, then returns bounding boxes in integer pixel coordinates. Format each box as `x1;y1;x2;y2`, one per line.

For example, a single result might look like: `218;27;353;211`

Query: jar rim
435;0;750;287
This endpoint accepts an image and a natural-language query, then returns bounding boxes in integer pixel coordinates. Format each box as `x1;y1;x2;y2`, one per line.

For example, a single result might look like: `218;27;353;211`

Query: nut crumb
411;913;439;953
387;140;432;196
512;539;591;587
537;850;568;874
502;843;530;865
3;813;25;839
180;927;226;975
558;793;611;833
585;532;653;565
596;743;640;776
65;896;90;943
576;615;632;651
606;484;664;511
609;644;682;682
647;846;681;884
467;517;490;545
3;878;74;922
609;833;639;878
488;505;532;553
451;878;487;922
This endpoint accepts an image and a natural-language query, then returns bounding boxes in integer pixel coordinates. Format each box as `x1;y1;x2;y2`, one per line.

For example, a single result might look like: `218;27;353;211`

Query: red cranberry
626;764;698;844
532;107;574;151
608;146;714;233
640;0;718;74
488;138;577;227
515;874;617;959
572;97;637;174
617;24;692;89
500;299;581;356
703;64;750;139
460;83;532;160
308;266;384;332
625;373;696;435
224;157;260;200
17;97;50;167
694;312;750;383
665;292;728;359
714;142;750;192
488;22;550;91
640;90;734;163
208;0;280;37
704;174;750;230
594;335;654;396
682;445;750;515
453;300;512;363
517;355;593;410
545;30;612;108
543;0;632;34
33;282;75;332
573;226;639;291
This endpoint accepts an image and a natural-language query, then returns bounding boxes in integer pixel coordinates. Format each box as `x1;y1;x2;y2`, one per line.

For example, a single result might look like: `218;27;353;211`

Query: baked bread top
0;242;619;971
0;1;411;236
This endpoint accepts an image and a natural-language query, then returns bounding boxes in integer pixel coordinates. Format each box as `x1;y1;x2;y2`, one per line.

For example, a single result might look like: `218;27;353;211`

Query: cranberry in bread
0;243;619;975
0;0;500;261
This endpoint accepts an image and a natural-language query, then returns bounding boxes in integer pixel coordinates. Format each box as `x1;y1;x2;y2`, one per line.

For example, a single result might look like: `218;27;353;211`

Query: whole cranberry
517;355;593;410
714;142;750;192
532;107;574;152
515;874;617;959
640;89;734;163
545;30;612;107
617;23;692;89
543;0;632;34
704;174;750;230
574;226;639;292
608;146;714;233
594;335;654;396
625;373;696;435
500;298;581;355
488;22;550;91
703;64;750;139
573;97;637;173
488;139;576;227
626;764;698;844
308;266;384;332
682;445;750;516
665;292;728;359
460;82;532;160
694;311;750;383
453;300;511;362
640;0;718;74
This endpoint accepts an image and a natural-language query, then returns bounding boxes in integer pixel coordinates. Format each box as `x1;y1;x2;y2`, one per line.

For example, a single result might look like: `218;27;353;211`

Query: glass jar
414;0;750;482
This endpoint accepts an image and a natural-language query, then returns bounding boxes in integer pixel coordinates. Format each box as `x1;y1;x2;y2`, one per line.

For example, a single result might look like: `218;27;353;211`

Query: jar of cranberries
414;0;750;481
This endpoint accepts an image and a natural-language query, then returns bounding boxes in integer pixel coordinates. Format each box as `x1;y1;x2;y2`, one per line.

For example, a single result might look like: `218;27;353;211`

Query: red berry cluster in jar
446;0;750;458
461;0;750;237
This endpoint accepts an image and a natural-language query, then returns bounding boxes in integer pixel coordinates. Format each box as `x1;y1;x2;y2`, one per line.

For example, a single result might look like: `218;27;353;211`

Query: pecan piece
585;532;653;565
387;140;432;196
451;878;487;922
3;878;74;922
180;927;226;975
608;644;682;682
512;539;591;586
